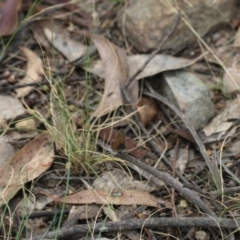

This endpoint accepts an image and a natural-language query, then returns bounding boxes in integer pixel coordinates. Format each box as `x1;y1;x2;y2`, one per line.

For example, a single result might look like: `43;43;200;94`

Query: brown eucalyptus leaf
0;133;54;206
91;35;130;117
98;127;148;159
203;97;240;137
58;189;159;207
0;0;22;36
16;47;44;98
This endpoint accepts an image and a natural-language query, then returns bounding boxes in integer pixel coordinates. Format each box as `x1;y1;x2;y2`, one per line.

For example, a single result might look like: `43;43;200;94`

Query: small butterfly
111;130;125;151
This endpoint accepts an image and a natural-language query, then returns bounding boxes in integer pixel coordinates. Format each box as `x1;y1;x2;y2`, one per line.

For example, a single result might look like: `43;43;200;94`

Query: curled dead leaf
91;35;128;117
137;97;158;126
0;133;54;206
89;35;138;117
16;47;44;98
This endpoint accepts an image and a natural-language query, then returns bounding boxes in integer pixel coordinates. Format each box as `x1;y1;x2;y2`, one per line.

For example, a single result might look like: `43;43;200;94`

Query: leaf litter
203;95;240;137
0;0;22;37
44;27;88;62
89;34;138;117
16;47;44;98
1;1;240;239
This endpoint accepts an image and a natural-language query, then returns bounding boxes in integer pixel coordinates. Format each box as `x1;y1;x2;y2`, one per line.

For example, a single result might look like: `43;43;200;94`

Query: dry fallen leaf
203;96;240;137
58;189;159;207
98;127;148;159
33;186;66;211
0;133;54;206
223;67;240;93
44;28;88;62
16;47;44;98
88;54;204;81
90;35;138;117
137;97;158;126
0;0;22;36
63;205;101;227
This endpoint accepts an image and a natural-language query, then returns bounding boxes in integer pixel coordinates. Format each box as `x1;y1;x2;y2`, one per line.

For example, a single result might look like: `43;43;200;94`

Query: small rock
118;0;235;52
15;119;36;131
160;70;215;130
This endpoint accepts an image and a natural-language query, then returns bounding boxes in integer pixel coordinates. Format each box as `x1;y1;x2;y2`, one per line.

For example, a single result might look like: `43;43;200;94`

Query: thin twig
210;186;240;196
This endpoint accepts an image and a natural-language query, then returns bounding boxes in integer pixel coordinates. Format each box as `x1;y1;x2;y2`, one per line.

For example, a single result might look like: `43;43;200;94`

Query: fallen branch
117;152;216;217
32;217;240;240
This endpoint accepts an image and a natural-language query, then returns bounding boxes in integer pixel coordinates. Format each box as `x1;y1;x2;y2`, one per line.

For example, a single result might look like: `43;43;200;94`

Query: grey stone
160;70;215;130
118;0;235;52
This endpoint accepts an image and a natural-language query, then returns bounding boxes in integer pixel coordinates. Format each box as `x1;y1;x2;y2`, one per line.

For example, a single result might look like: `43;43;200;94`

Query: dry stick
117;152;215;217
210;186;240;196
31;217;240;240
143;88;222;190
